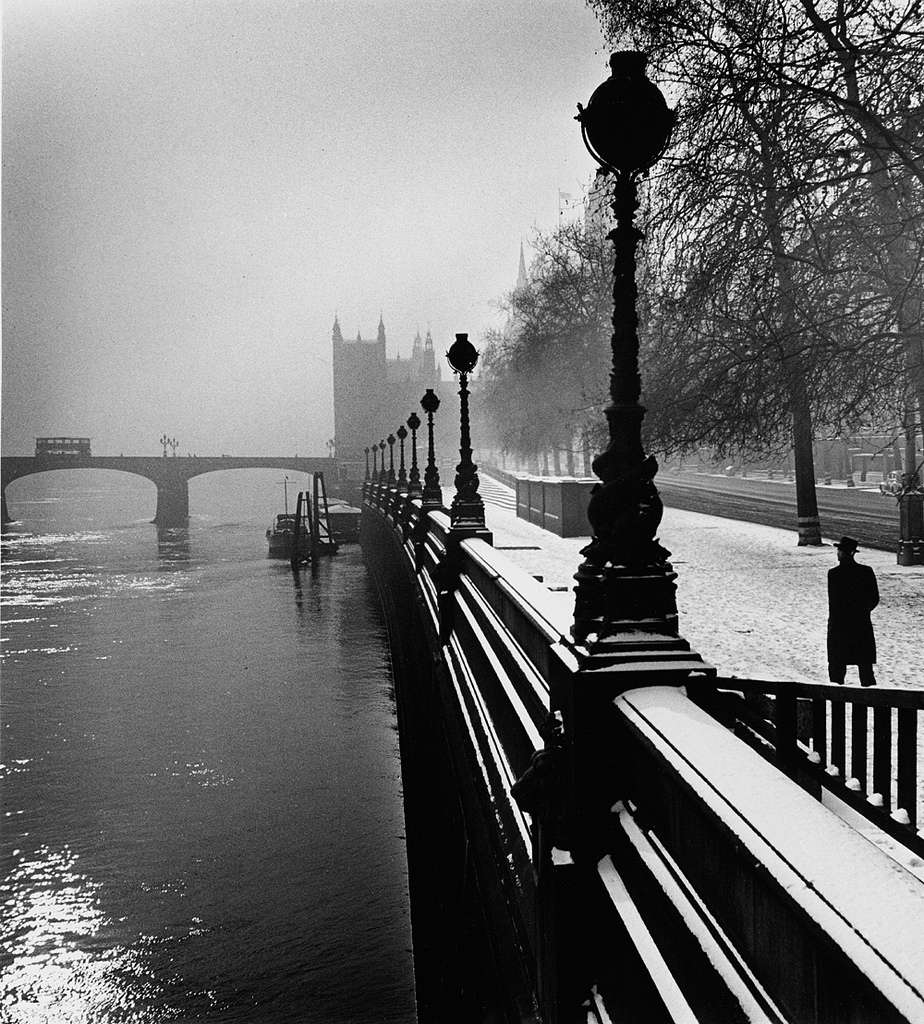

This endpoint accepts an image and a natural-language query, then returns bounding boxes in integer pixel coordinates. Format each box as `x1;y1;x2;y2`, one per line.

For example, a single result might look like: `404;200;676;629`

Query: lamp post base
897;539;924;566
572;559;714;677
897;491;924;565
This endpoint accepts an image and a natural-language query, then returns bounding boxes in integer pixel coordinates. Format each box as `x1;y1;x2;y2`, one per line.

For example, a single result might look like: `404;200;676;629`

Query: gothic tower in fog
331;316;442;480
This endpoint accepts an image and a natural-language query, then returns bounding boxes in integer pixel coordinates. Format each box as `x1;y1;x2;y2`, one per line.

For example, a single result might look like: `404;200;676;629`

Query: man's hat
835;536;859;553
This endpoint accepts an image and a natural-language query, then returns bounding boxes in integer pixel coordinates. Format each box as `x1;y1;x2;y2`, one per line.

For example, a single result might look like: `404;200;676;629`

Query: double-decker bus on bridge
35;437;92;459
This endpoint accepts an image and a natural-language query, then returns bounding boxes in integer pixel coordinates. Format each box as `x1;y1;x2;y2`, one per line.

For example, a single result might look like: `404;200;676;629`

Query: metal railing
687;678;924;859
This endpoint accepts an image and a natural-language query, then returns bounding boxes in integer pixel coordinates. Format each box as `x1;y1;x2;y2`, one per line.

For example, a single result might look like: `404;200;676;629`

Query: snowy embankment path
473;477;924;691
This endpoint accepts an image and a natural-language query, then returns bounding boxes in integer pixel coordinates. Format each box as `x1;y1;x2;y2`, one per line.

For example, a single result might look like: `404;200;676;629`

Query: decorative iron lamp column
396;425;409;491
378;440;387;484
371;444;379;484
447;334;489;537
387;434;396;486
407;413;423;499
420;389;444;511
364;447;371;482
572;52;710;670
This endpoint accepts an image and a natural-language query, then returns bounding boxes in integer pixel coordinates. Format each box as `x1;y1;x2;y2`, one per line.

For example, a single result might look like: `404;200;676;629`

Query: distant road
657;472;901;553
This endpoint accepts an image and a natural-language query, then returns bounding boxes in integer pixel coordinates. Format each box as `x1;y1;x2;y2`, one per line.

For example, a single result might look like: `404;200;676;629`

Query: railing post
776;691;798;778
851;703;868;791
812;697;827;767
831;700;846;778
873;705;892;811
897;707;917;830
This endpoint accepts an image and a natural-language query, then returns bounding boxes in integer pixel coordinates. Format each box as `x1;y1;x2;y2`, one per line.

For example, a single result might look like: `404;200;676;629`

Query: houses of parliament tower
331;315;445;481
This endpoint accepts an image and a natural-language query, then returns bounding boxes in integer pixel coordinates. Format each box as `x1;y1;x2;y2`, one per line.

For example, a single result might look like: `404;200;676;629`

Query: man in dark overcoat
827;536;880;686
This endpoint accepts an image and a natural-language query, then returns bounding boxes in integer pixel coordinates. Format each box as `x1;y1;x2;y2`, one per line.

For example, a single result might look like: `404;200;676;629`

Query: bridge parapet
361;479;924;1024
1;455;335;525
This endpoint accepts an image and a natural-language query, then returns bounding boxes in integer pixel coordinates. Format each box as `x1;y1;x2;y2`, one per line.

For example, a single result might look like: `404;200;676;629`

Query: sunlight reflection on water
0;845;182;1024
1;472;415;1023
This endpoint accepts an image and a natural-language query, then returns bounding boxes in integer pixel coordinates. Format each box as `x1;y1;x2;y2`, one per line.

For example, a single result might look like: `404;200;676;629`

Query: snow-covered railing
362;478;924;1024
614;686;924;1024
360;482;568;1020
686;679;924;859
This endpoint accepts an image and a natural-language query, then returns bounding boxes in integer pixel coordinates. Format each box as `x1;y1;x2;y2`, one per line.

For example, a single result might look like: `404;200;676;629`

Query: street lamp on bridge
406;413;422;499
447;333;488;535
572;52;682;646
396;425;408;491
420;389;443;511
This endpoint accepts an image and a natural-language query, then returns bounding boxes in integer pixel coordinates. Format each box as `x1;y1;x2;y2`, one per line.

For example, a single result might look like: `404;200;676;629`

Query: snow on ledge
615;686;924;1019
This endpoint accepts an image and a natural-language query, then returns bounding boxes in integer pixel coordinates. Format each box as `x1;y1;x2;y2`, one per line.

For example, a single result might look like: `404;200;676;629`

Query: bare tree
588;0;924;537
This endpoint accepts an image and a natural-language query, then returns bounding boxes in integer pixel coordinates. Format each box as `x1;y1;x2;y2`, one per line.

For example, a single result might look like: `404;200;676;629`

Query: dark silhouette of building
332;315;446;483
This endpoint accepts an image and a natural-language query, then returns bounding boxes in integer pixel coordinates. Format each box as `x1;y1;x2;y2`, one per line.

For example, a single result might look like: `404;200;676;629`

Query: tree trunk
792;394;822;545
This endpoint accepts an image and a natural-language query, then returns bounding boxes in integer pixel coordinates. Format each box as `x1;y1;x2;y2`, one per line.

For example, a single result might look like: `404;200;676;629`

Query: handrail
686;677;924;858
362;478;924;1023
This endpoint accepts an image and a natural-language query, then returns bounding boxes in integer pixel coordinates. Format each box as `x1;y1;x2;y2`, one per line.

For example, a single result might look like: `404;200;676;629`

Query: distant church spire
424;326;433;351
332;315;343;344
377;314;386;345
517;242;528;290
413;327;422;352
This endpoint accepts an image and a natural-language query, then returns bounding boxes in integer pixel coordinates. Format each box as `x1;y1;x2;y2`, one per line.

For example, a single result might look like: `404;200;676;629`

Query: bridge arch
1;456;335;526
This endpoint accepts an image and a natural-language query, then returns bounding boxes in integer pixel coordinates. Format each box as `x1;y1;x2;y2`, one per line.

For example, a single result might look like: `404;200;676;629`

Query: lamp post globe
447;334;479;375
576;51;675;177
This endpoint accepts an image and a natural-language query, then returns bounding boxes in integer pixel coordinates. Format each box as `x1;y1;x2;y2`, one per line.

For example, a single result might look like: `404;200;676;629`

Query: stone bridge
1;455;335;526
360;474;924;1024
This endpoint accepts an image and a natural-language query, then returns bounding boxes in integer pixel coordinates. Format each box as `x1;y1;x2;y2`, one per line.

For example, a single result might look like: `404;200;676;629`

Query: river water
0;469;416;1023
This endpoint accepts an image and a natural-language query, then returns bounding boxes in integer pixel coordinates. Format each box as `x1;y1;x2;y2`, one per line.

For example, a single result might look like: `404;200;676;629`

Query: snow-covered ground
471;480;924;691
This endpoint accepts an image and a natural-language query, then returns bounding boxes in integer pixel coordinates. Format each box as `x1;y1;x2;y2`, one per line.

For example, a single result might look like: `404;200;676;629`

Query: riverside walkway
474;474;924;692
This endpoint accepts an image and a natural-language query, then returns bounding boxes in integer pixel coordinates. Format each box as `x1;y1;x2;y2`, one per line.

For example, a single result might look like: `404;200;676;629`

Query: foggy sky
2;0;607;456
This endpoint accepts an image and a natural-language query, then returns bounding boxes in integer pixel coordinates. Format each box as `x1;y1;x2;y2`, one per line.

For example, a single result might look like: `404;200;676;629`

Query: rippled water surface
1;470;415;1023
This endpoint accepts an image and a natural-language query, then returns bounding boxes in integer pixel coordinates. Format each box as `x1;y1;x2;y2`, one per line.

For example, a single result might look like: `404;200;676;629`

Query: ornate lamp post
407;412;423;498
364;447;371;482
396;425;408;491
160;434;170;458
371;443;379;484
447;334;488;534
387;434;396;486
572;52;693;651
378;440;387;484
420;389;443;510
